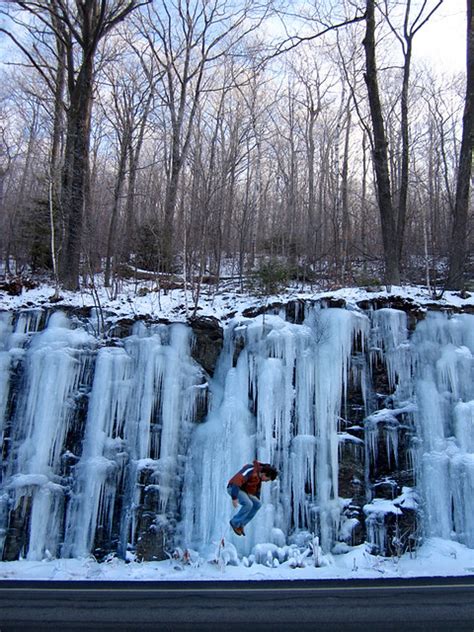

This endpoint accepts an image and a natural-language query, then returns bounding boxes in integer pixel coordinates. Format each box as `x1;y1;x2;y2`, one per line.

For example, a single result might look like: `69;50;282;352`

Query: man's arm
228;464;254;504
228;483;240;501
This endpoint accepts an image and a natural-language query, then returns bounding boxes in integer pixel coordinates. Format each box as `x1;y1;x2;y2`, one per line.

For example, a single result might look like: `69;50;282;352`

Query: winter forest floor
1;273;473;327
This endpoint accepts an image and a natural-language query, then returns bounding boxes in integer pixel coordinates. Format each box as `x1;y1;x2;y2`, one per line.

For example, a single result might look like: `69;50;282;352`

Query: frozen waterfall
0;304;473;562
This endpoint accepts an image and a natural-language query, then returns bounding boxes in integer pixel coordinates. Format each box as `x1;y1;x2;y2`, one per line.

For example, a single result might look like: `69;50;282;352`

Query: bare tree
1;0;152;289
447;0;473;290
100;47;156;287
362;0;445;285
137;0;269;271
382;0;444;263
0;120;12;211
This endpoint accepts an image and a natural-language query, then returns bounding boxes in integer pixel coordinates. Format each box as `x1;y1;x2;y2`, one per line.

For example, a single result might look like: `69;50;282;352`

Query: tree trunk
49;16;66;284
59;62;94;290
122;89;154;262
161;157;182;272
341;101;352;283
363;0;400;286
447;0;473;290
104;134;129;287
396;39;413;264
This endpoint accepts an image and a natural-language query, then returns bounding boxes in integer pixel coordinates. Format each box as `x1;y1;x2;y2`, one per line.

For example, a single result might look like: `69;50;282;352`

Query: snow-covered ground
1;277;473;325
0;538;473;582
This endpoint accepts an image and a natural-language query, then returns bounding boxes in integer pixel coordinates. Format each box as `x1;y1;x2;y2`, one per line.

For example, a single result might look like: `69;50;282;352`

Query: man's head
260;463;278;481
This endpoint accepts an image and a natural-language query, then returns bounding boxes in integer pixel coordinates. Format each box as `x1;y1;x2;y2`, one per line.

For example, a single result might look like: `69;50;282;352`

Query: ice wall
412;313;474;547
0;313;204;561
61;322;204;560
0;305;473;562
181;308;367;555
0;312;96;560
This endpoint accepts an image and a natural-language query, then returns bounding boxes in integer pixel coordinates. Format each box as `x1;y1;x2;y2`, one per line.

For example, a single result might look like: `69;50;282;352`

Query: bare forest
0;0;472;296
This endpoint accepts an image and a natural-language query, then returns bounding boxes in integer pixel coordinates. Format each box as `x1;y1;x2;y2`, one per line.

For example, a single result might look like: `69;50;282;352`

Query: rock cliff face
0;300;473;562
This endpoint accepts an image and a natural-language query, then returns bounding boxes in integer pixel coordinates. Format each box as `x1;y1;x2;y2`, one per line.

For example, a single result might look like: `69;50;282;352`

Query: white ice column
123;327;168;461
143;324;204;513
370;308;410;396
412;312;474;547
181;355;254;554
303;307;367;551
62;345;133;558
0;310;45;441
0;312;13;439
5;312;95;560
455;401;474;453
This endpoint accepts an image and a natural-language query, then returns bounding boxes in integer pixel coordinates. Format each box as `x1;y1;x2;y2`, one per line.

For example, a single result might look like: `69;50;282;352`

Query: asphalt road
0;576;473;632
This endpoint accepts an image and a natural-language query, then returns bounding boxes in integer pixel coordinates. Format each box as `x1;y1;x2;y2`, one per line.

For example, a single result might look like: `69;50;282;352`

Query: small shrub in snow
166;547;202;570
332;542;352;555
209;538;239;569
288;530;314;548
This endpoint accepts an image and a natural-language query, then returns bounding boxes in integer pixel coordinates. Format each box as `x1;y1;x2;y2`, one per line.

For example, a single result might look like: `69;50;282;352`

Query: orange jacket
227;460;263;499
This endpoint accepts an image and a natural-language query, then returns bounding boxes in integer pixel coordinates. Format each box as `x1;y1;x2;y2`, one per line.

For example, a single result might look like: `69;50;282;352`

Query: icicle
4;312;95;560
454;401;474;452
0;351;10;440
13;309;43;335
62;345;132;558
450;452;474;547
436;344;472;402
370;308;409;393
421;450;452;539
411;312;474;548
290;435;316;530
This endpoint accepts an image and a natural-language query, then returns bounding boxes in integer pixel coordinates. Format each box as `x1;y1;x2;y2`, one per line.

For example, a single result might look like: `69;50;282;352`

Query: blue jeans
227;486;262;528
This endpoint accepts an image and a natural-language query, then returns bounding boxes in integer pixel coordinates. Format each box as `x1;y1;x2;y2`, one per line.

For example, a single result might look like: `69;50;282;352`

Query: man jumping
227;460;278;536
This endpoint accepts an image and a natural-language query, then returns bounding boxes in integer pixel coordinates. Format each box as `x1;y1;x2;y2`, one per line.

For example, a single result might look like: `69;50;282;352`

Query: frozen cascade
1;305;474;562
411;312;474;547
62;322;204;559
369;308;410;395
0;313;13;440
0;310;45;441
61;344;133;558
181;308;367;555
363;309;412;478
1;312;96;560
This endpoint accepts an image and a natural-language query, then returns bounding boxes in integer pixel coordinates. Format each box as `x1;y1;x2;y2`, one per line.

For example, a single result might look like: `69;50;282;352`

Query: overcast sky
414;0;466;74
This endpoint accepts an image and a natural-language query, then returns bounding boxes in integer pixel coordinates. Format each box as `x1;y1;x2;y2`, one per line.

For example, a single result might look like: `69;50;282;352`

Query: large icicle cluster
0;304;473;563
412;313;474;548
181;308;367;555
0;312;204;561
0;311;96;560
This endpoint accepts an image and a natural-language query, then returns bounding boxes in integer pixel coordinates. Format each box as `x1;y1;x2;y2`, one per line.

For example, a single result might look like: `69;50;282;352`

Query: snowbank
0;539;473;582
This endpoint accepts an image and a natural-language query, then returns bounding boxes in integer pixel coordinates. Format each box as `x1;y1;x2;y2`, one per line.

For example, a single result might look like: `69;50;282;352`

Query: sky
414;0;466;74
0;1;467;76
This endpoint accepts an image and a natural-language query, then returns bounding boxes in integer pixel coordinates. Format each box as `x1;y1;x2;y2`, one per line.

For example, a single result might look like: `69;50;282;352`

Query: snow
0;538;473;581
0;278;473;326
